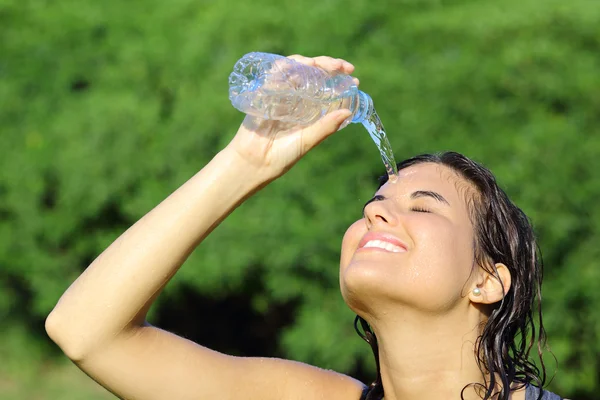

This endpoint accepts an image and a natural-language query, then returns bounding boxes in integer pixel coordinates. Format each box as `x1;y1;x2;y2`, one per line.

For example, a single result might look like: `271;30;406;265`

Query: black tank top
525;384;563;400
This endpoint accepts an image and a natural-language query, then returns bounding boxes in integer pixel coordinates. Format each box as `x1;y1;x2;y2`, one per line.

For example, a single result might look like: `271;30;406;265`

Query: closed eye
410;206;431;213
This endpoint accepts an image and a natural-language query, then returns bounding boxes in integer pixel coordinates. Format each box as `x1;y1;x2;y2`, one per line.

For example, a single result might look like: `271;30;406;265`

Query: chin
340;259;398;317
341;259;450;319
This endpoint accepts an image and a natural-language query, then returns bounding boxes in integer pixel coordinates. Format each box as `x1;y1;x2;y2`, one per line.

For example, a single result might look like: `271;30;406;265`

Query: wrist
219;145;280;185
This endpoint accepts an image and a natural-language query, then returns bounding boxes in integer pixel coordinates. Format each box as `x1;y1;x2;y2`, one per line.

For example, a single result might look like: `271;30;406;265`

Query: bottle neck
351;91;374;124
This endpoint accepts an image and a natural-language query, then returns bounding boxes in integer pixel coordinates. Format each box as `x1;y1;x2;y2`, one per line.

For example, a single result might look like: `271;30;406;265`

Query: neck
369;306;491;400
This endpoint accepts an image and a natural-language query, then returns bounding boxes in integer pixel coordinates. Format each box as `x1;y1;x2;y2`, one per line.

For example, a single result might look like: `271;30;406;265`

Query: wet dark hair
356;152;548;400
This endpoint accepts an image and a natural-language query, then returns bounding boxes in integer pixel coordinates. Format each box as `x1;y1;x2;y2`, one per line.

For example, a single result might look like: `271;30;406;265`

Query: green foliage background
1;0;599;398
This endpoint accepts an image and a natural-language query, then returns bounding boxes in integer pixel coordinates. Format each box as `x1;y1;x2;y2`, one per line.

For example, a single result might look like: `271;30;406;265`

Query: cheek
340;219;365;269
409;217;475;289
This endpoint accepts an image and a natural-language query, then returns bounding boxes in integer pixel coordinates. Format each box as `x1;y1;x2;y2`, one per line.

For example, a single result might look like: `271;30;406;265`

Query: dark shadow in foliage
153;270;300;358
70;78;90;92
1;272;60;356
40;171;59;210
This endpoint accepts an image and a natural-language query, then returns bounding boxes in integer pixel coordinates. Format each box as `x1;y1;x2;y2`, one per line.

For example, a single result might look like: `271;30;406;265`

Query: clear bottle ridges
228;52;373;126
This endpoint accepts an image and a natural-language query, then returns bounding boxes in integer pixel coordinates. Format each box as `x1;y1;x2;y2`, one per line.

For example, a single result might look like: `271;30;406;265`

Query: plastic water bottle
228;52;373;128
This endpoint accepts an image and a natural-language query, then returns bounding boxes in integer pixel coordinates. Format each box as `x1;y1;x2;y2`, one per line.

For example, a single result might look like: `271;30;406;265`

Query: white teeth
363;240;405;253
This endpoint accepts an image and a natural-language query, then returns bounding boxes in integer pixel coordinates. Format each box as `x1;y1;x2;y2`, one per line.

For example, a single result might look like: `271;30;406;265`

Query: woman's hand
226;55;358;179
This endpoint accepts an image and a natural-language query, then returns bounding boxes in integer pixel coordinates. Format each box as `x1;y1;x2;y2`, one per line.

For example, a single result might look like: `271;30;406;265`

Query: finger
312;56;344;72
353;77;360;86
313;57;355;74
287;54;317;67
337;58;355;74
302;109;353;150
287;54;356;75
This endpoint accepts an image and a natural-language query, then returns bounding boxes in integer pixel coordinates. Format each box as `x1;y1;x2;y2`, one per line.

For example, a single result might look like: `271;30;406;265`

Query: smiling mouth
360;240;407;253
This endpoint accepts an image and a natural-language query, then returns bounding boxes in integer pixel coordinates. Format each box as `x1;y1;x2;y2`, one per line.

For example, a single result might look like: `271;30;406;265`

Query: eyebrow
410;190;450;206
362;191;450;215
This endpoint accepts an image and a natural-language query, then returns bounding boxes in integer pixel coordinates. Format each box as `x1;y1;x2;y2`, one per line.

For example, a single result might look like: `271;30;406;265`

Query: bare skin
46;55;526;400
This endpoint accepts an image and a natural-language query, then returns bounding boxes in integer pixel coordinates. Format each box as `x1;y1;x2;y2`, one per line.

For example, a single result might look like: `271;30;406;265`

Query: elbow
45;310;88;362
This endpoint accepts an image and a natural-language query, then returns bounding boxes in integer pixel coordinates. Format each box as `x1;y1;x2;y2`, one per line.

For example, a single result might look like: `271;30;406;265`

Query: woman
46;55;563;400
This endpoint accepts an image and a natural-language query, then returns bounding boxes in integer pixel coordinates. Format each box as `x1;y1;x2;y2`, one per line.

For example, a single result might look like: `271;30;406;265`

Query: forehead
377;163;474;205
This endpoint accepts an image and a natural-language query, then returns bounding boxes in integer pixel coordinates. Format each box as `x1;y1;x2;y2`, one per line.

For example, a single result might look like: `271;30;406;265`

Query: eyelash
410;206;431;213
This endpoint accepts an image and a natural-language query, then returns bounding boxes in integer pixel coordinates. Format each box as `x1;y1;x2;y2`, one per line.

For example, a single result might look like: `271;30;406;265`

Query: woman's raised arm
45;56;365;400
45;146;273;358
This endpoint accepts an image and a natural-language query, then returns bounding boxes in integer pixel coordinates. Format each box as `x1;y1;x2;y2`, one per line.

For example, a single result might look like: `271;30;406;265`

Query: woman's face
340;163;479;316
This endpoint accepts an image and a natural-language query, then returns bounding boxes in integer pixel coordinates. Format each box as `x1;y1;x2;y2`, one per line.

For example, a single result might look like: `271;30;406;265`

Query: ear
469;263;512;304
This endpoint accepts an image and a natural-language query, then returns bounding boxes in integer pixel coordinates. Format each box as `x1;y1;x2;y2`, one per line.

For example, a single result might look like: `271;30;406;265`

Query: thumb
303;109;353;149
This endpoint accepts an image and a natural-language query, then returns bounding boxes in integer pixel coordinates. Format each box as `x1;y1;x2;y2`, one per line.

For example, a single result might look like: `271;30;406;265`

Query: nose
364;200;396;229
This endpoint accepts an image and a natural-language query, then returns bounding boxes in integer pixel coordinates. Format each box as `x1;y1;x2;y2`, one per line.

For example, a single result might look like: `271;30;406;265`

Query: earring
472;288;481;296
